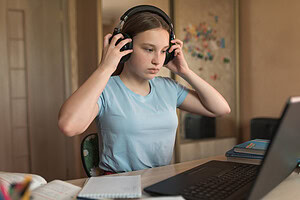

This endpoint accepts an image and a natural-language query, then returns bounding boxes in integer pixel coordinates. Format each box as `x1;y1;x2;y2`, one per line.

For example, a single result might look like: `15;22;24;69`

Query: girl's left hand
164;39;190;77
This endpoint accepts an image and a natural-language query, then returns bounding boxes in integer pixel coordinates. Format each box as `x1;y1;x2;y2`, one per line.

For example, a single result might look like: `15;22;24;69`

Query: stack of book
225;139;269;164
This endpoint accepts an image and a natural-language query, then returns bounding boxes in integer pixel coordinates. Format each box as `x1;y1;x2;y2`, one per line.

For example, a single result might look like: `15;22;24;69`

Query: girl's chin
144;74;157;80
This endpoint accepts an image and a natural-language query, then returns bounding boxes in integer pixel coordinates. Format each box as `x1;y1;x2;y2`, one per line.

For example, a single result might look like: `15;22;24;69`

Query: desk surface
67;155;300;199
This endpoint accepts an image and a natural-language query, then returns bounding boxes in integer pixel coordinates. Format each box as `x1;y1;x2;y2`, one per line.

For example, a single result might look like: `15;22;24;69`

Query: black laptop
144;96;300;200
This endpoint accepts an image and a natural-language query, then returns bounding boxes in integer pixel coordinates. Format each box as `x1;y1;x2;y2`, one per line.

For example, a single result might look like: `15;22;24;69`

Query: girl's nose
151;53;163;65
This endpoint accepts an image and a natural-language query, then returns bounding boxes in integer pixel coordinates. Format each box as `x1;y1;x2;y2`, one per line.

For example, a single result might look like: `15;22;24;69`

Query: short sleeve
97;92;106;117
159;77;189;107
175;81;189;107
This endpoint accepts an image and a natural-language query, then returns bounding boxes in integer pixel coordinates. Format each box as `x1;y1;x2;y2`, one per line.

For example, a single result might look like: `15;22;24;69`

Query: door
0;0;73;181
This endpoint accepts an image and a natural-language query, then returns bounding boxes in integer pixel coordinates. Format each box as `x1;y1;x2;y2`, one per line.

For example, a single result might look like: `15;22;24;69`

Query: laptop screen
248;96;300;200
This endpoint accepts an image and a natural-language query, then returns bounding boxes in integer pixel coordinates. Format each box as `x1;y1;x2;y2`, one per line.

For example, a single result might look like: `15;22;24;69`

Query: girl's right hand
99;33;133;73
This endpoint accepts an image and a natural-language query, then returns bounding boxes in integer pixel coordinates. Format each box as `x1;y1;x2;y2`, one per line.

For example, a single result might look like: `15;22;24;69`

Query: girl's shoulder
109;75;119;82
152;76;179;87
100;76;121;94
107;76;121;86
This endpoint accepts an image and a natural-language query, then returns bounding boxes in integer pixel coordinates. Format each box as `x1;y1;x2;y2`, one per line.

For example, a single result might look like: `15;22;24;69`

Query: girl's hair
112;11;171;76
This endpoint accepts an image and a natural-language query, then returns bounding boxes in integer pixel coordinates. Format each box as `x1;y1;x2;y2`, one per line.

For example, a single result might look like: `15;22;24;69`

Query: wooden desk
67;155;300;199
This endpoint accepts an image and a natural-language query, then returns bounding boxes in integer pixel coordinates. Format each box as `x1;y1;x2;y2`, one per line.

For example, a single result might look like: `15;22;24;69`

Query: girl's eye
145;48;153;52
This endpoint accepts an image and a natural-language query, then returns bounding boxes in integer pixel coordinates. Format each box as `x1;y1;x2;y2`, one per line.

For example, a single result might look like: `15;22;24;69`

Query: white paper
143;196;185;200
31;180;81;200
77;175;142;199
0;172;47;190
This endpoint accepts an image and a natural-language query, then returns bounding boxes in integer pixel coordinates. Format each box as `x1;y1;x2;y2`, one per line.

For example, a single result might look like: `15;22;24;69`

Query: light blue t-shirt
96;76;189;172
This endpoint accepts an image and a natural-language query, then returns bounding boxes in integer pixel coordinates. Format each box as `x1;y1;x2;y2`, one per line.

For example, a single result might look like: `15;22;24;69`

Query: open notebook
77;175;142;199
0;172;81;200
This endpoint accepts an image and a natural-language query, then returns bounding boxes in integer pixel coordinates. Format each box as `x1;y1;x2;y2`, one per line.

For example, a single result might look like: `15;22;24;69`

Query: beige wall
239;0;300;141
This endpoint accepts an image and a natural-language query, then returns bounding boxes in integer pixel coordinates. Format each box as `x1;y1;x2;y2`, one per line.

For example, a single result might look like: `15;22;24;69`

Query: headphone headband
120;5;173;30
111;5;175;65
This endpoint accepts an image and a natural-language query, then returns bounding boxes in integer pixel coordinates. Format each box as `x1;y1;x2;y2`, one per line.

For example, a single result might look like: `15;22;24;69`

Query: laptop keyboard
181;163;259;200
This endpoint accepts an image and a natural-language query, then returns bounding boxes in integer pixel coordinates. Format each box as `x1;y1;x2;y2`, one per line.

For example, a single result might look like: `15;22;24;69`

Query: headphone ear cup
109;32;133;63
164;43;175;65
119;33;133;63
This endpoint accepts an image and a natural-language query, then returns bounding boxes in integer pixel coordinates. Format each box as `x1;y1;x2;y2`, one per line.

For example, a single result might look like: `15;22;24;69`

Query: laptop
144;96;300;200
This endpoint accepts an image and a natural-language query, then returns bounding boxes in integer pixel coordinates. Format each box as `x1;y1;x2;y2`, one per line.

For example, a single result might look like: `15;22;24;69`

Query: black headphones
109;5;175;65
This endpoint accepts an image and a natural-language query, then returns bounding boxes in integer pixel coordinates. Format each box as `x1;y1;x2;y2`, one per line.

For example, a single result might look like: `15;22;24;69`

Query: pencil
0;183;12;200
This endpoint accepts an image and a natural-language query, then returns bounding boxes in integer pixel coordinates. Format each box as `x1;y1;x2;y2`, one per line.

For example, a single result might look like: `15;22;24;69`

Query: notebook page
31;180;81;200
0;172;47;190
77;175;141;199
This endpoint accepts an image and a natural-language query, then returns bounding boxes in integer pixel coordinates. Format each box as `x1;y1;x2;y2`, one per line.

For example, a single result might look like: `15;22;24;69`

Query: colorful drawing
222;57;230;63
210;73;219;81
182;15;229;64
214;16;219;23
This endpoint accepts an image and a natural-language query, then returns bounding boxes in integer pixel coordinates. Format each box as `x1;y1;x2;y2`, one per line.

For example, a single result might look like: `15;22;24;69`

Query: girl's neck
119;68;151;96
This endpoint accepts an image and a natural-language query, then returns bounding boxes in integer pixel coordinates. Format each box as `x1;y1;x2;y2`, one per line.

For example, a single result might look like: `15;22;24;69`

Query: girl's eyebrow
142;43;169;49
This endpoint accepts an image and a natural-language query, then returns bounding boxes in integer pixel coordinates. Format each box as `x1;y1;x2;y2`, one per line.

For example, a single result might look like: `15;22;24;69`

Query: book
226;148;300;167
77;175;142;199
226;148;263;164
0;171;81;200
233;139;269;155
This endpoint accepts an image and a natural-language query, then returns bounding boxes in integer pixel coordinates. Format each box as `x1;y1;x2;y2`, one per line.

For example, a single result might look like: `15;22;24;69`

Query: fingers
174;49;181;56
102;33;133;59
169;39;183;53
168;44;180;53
107;34;132;53
116;38;132;49
120;49;133;57
103;33;112;47
109;33;124;46
171;39;183;47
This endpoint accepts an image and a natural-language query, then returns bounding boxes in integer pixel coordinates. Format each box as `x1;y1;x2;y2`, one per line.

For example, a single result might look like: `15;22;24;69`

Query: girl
58;5;230;173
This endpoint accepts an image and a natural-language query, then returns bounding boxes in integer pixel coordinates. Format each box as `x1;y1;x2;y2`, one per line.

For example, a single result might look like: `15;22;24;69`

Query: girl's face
125;28;170;80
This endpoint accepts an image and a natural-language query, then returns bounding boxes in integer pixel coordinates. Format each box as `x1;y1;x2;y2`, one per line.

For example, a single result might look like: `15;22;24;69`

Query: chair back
81;133;102;177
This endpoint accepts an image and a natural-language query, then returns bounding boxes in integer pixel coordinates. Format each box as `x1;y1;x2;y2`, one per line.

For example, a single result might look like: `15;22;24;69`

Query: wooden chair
80;133;102;177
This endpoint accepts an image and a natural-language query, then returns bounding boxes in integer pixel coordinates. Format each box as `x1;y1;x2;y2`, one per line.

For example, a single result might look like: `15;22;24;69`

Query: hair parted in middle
112;11;171;76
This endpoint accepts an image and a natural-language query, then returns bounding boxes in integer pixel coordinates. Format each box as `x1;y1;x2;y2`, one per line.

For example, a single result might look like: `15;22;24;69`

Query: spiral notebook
77;175;142;199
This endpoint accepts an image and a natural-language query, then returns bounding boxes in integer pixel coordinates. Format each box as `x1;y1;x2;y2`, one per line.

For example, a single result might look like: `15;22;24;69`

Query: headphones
109;5;175;65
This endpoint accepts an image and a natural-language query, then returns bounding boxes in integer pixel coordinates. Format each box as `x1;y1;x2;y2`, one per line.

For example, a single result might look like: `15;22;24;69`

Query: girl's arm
58;34;133;136
165;39;231;117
